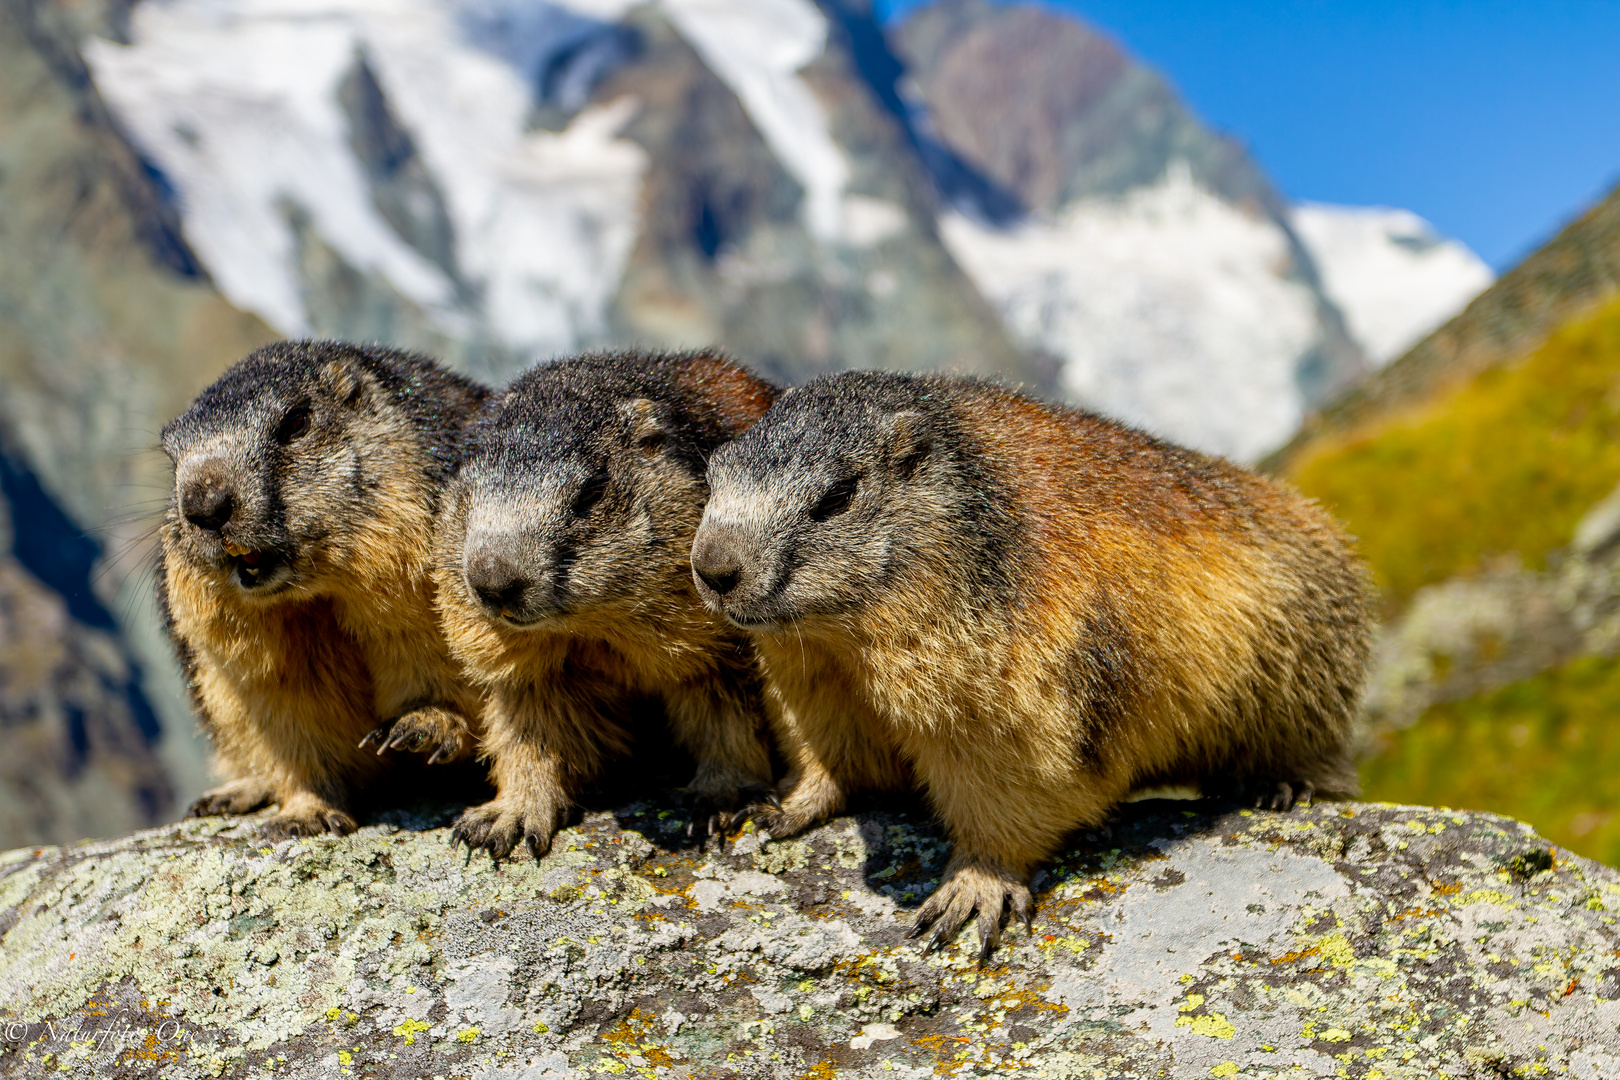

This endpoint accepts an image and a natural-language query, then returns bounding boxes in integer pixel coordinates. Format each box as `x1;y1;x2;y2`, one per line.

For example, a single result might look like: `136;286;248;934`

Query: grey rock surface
3;799;1619;1078
1361;504;1620;740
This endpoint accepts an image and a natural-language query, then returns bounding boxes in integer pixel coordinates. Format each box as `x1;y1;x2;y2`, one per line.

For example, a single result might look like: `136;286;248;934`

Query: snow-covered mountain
1291;203;1494;366
79;0;1488;460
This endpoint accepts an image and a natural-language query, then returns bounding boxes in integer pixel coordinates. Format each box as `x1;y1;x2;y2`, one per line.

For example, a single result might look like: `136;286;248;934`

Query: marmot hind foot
908;860;1034;964
188;776;275;818
675;781;775;838
262;799;357;840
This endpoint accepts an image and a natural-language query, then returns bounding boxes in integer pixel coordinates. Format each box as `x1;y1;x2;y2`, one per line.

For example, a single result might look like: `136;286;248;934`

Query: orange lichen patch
1430;881;1466;896
1270;946;1321;965
995;987;1068;1017
800;1062;839;1080
597;1008;678;1068
1385;906;1446;924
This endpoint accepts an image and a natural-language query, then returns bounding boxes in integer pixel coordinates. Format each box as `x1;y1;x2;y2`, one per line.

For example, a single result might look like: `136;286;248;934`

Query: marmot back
159;340;489;837
435;349;779;862
691;371;1372;959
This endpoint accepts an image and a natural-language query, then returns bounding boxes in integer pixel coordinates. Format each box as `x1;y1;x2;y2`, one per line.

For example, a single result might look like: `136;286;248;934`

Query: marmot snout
436;349;779;863
692;371;1373;960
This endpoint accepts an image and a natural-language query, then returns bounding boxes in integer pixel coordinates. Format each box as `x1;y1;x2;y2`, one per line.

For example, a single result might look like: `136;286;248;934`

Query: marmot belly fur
690;372;1372;959
436;349;779;863
159;340;489;837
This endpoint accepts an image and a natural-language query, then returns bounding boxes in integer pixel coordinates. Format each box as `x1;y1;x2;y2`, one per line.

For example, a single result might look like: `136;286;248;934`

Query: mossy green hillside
1362;653;1620;867
1289;295;1620;613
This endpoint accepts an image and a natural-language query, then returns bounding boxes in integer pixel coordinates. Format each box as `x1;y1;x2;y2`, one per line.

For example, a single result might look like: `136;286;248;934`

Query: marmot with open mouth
158;340;488;838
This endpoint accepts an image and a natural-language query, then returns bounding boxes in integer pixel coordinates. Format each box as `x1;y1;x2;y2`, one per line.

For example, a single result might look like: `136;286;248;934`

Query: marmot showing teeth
159;340;489;838
437;349;778;863
690;372;1372;959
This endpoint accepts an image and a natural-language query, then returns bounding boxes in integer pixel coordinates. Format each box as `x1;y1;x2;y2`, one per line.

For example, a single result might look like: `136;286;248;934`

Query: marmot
436;349;778;863
690;372;1372;959
159;340;489;837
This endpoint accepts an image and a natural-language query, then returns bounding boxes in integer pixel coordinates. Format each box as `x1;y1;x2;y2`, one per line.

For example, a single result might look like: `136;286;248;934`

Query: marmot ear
322;361;369;409
619;397;669;455
889;411;930;481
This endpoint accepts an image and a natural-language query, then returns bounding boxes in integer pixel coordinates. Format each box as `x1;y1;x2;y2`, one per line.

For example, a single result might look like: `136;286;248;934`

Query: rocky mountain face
75;0;1489;462
4;799;1618;1078
0;0;277;847
891;0;1373;461
0;428;173;846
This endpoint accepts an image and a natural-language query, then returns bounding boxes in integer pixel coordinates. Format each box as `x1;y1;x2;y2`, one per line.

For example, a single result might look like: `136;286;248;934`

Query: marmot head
692;372;1014;630
439;350;778;631
160;340;485;599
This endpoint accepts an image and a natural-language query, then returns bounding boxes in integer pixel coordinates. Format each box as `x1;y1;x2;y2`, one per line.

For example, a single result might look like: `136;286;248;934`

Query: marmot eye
277;404;313;443
638;431;667;454
810;476;858;522
573;472;609;517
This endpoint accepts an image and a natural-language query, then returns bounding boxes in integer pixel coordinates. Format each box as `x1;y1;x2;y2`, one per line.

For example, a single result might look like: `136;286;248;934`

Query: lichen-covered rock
2;800;1619;1078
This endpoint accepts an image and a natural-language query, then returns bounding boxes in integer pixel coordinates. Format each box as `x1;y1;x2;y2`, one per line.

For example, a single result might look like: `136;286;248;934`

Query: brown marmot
436;349;778;863
158;340;489;837
689;372;1372;959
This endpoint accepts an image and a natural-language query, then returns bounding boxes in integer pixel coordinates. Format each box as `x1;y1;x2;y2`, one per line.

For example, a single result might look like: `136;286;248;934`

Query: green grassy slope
1362;655;1620;867
1290;296;1620;613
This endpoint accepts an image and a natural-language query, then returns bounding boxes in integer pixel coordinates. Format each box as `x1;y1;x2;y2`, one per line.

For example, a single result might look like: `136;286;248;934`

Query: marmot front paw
359;706;471;765
907;861;1034;964
450;797;569;865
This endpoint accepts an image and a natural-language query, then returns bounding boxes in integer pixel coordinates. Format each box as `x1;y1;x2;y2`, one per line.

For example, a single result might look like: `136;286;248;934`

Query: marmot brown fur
690;371;1372;959
437;349;779;863
158;340;489;837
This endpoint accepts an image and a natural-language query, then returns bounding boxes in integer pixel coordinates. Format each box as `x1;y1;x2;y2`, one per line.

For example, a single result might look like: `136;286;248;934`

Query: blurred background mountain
1;0;1614;855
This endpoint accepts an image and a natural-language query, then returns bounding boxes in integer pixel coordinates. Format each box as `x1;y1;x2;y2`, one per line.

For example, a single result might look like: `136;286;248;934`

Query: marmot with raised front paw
159;340;489;837
436;349;778;863
690;371;1372;959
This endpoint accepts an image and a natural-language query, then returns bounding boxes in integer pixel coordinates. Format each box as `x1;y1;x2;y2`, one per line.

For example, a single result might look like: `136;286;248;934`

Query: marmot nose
182;482;234;533
691;535;744;596
465;550;532;614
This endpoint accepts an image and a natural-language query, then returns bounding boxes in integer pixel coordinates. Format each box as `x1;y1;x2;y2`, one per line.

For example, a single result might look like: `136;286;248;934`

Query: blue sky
877;0;1620;269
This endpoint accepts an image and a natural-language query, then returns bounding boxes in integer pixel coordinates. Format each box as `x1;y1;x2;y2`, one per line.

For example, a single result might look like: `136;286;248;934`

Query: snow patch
1292;203;1492;366
658;0;850;243
941;163;1319;462
86;0;646;365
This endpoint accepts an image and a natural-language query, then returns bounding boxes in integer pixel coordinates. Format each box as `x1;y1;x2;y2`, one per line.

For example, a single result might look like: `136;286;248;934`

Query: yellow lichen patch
1317;933;1357;969
455;1026;479;1044
391;1018;430;1045
1176;1013;1237;1039
1210;1063;1240;1078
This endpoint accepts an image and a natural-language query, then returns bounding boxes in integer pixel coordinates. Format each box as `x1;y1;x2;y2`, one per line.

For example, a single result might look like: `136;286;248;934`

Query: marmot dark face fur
159;340;489;838
436;349;778;863
692;371;1373;960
